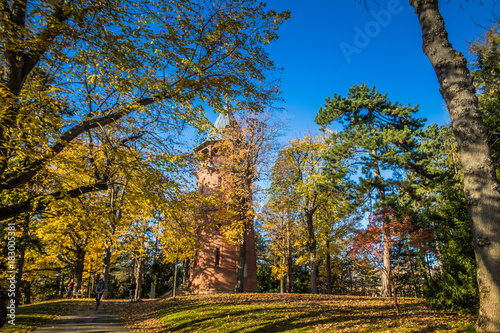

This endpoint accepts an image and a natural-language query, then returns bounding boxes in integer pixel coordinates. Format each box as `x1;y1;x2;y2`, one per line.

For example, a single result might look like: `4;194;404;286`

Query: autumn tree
0;0;290;220
269;133;346;294
0;1;288;319
86;124;195;299
36;195;104;295
263;140;306;293
352;208;433;312
315;203;356;295
156;194;199;300
259;199;300;293
210;109;284;292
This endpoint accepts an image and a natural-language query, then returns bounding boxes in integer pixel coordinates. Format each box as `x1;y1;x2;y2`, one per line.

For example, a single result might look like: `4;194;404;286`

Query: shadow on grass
100;294;474;333
159;300;472;333
161;303;382;333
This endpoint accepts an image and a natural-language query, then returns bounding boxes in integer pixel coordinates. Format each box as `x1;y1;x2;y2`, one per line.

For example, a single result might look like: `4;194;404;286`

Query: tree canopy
0;0;290;219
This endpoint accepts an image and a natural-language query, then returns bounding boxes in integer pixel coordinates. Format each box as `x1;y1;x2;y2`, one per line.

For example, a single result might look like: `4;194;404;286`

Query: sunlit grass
151;294;475;333
0;295;476;333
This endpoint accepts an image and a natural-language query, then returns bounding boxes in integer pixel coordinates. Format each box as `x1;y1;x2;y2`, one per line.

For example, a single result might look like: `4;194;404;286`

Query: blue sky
241;0;499;139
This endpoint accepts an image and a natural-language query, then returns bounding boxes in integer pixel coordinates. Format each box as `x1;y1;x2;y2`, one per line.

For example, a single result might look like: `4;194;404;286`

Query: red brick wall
189;227;258;293
190;143;258;293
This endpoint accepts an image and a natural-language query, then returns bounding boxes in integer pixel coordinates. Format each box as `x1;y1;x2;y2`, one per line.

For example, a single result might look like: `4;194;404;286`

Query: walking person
129;281;136;302
95;278;106;311
66;279;74;298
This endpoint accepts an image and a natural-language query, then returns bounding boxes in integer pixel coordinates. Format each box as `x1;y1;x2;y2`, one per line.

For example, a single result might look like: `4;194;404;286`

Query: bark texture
74;249;86;294
234;224;247;293
101;243;112;299
410;1;500;331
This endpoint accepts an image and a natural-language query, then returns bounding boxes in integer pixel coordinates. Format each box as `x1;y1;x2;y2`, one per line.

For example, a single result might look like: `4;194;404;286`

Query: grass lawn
0;299;93;333
109;294;476;333
0;294;476;332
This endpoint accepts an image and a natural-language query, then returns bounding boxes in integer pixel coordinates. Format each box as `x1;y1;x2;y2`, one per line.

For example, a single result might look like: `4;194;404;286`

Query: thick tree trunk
15;213;29;306
326;239;332;295
410;1;500;331
74;248;86;293
101;242;112;299
305;211;317;294
234;223;247;293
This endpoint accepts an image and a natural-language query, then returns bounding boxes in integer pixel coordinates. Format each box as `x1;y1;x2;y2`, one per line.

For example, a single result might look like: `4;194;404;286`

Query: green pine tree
315;83;425;297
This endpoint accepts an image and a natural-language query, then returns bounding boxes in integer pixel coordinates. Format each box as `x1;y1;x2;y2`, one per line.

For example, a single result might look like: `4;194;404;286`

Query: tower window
215;247;221;267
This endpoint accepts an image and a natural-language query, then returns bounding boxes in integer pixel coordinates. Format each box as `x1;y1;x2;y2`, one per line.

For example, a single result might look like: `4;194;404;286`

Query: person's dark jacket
95;281;106;294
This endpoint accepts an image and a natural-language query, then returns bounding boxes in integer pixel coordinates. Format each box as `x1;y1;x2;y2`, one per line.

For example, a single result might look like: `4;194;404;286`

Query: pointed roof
194;111;236;152
205;112;234;142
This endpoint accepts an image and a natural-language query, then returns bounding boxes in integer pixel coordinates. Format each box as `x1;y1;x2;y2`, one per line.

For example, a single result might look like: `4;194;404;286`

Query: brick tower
189;112;258;293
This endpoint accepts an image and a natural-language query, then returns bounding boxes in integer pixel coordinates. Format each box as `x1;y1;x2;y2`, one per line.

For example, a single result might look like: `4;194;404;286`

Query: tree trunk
388;268;400;313
305;211;317;294
372;151;391;297
135;258;144;301
173;242;179;300
280;255;285;294
287;218;293;293
74;248;86;293
101;242;112;299
150;284;156;299
22;281;31;305
382;223;392;297
326;239;332;295
57;274;65;299
410;1;500;331
234;223;247;293
172;261;178;300
15;213;29;306
101;182;121;299
431;222;444;274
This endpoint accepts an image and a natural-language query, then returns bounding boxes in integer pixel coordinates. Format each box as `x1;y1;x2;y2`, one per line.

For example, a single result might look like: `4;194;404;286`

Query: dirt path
32;309;131;332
